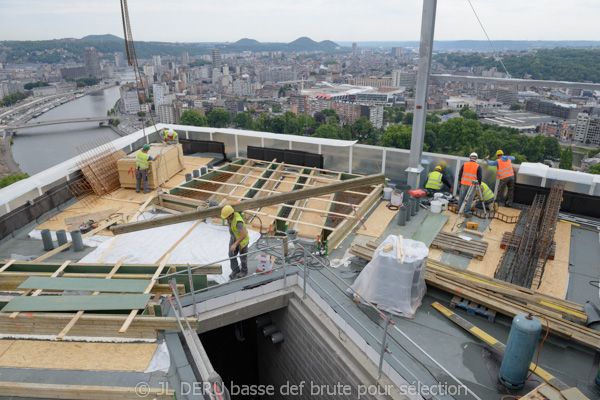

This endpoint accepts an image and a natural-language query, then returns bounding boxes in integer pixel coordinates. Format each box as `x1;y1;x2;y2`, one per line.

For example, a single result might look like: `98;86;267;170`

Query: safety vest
425;171;443;190
136;151;150;170
480;183;494;201
496;158;514;180
164;131;178;140
460;161;479;186
231;212;249;249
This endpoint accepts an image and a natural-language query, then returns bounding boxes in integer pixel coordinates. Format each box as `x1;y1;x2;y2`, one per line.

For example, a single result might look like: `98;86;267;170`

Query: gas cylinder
499;313;542;389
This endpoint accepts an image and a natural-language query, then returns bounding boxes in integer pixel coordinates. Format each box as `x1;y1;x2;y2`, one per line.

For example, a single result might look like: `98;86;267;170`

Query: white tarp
350;235;428;318
29;212;260;284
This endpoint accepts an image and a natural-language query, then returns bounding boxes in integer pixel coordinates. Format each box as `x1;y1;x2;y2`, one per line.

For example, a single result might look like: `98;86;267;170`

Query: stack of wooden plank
118;143;184;190
501;231;556;259
431;232;488;260
348;241;599;351
520;383;589;400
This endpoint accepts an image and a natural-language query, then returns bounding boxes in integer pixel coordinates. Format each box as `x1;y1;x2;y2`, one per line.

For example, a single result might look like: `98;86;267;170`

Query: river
12;73;134;175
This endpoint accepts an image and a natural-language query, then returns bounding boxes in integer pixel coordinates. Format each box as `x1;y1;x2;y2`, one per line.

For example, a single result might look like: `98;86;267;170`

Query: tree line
180;106;563;165
434;48;600;83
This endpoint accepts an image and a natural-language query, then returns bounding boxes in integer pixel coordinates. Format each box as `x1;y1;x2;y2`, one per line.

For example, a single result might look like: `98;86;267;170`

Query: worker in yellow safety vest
474;182;497;211
457;152;482;218
163;128;179;144
222;205;249;280
136;144;160;194
485;150;516;206
425;166;453;195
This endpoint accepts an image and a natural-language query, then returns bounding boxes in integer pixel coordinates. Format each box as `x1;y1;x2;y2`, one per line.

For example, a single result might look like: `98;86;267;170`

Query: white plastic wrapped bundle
349;235;428;318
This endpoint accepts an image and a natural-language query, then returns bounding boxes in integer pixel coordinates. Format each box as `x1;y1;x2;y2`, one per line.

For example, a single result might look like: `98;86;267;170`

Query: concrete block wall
257;301;376;400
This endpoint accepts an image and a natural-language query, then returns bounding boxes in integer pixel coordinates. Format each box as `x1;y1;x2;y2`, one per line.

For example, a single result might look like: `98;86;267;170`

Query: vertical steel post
407;0;438;189
302;245;308;299
187;263;198;318
377;314;392;383
281;238;287;290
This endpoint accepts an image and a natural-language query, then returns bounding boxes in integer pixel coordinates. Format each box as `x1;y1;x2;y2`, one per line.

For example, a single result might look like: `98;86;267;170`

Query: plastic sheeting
144;341;171;373
349;235;428;318
77;214;259;284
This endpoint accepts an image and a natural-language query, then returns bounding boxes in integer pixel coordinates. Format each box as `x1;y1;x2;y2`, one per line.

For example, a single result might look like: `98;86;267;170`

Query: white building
367;105;384;128
152;55;161;71
158;104;176;124
153;84;167;107
31;86;57;97
114;52;125;69
392;69;416;88
143;65;155;77
120;85;140;114
574;112;600;146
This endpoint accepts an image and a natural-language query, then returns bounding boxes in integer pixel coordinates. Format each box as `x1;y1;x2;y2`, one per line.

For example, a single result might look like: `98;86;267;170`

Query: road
0;134;23;177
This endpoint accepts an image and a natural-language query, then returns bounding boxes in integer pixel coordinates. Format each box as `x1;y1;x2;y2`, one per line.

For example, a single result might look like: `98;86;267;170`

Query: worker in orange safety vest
457;152;482;218
485;150;516;206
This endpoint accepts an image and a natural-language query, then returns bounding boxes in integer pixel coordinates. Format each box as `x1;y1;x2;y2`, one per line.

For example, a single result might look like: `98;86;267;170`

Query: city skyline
1;0;600;43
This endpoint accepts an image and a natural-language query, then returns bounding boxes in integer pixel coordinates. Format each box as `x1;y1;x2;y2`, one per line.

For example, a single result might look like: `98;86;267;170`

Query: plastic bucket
433;192;444;200
439;199;449;211
383;187;393;200
430;200;442;214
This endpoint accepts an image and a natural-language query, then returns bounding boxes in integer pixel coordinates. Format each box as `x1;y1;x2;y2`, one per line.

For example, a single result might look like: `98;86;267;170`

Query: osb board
536;221;571;298
296;179;329;239
118;144;183;189
356;201;397;238
0;340;157;371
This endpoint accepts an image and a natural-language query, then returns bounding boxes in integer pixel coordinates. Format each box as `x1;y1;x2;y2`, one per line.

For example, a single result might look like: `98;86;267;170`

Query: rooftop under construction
0;122;599;400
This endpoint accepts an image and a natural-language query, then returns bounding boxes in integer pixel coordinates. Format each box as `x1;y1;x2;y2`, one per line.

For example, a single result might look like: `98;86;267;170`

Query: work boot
236;271;248;278
229;271;238;280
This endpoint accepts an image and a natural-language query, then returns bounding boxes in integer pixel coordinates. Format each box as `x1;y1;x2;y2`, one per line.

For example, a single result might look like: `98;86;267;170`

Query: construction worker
221;205;249;280
473;182;496;211
485;150;516;206
457;152;482;218
163;128;179;144
425;165;453;195
136;144;159;194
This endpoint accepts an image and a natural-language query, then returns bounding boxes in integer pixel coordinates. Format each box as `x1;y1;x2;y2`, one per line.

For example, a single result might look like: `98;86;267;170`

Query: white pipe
393;325;483;400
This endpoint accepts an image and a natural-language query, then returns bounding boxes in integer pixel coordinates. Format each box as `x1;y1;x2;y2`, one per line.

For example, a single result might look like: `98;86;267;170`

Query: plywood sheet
0;340;157;371
296;179;328;239
356;201;396;238
18;277;151;293
3;294;151;312
118;144;184;189
412;213;450;247
536;222;571;298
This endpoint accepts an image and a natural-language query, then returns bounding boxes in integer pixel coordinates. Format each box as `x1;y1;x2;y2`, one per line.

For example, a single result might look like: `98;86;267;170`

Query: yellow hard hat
221;205;234;219
439;160;447;168
496;150;504;157
434;166;442;172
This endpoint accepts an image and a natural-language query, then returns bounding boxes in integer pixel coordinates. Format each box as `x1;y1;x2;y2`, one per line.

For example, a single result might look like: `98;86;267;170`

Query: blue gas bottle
499;313;542;389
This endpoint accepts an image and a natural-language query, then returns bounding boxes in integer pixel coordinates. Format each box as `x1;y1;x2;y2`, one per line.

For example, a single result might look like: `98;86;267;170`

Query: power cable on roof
466;0;511;78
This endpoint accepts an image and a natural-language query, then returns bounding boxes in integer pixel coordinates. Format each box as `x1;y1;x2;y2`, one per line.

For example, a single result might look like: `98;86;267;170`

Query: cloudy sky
1;0;599;43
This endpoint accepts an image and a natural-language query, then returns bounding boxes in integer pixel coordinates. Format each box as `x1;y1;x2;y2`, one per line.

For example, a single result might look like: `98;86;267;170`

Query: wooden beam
9;260;71;318
155;220;202;264
127;194;157;222
0;381;174;399
240;157;351;176
0;260;15;274
119;254;171;333
57;257;126;339
112;174;385;235
243;209;336;231
64;207;122;227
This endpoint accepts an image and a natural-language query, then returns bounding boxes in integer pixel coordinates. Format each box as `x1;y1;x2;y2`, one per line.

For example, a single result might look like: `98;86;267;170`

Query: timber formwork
166;158;383;250
0;259;216;340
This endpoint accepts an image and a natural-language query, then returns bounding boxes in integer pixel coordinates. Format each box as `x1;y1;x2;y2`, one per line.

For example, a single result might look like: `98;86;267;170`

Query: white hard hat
470;152;478;159
168;128;174;135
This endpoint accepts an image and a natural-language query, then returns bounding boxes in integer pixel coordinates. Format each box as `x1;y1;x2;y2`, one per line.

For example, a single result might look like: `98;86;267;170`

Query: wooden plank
412;213;450;247
127;194;157;223
462;228;485;238
560;387;590;400
356;201;396;238
111;174;386;235
155;220;201;264
0;260;16;274
119;254;171;333
57;257;126;340
3;294;152;312
0;381;174;399
18;277;151;293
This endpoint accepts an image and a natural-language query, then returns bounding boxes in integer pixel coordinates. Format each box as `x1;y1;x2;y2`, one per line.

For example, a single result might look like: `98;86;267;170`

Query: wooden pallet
431;232;488;260
448;203;519;223
450;295;496;322
501;231;556;259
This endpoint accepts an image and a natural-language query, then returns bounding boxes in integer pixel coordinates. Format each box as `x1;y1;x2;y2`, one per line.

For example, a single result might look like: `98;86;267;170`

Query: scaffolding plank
3;294;151;312
412;213;450;247
18;277;151;293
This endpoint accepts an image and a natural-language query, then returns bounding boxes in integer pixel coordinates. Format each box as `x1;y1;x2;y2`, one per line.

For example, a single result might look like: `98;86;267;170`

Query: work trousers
229;237;248;274
458;184;476;217
497;176;515;206
135;168;149;193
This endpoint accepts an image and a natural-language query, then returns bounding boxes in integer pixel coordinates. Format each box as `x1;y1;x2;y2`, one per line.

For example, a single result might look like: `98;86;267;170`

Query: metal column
407;0;437;189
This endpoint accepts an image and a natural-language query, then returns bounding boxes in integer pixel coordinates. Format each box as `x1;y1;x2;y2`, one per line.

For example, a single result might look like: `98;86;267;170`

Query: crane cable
120;0;168;186
466;0;511;78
